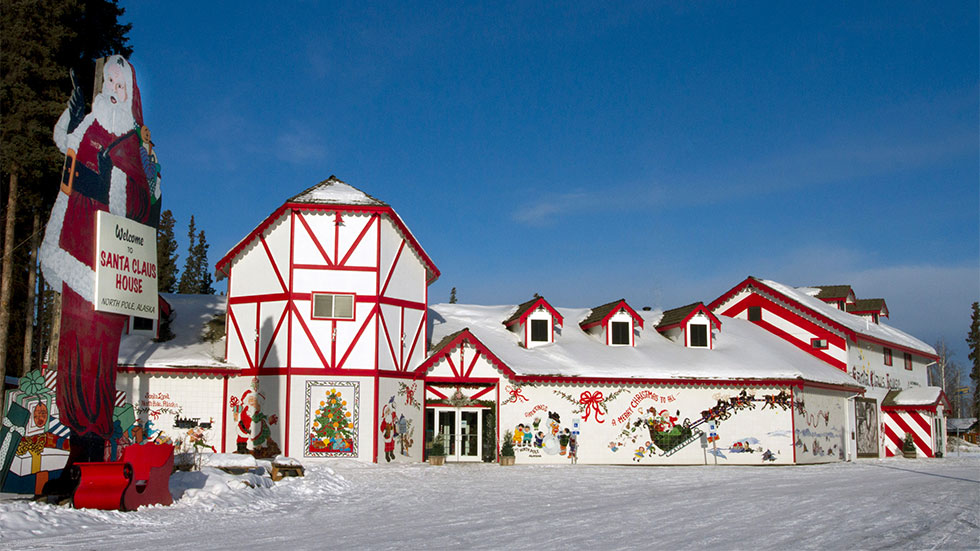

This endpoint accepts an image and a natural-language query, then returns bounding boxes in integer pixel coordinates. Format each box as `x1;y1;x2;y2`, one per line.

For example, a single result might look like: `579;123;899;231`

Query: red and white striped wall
882;409;935;458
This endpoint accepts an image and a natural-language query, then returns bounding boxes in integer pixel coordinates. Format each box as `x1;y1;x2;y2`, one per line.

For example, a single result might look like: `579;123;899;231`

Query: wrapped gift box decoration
7;371;56;437
1;402;30;489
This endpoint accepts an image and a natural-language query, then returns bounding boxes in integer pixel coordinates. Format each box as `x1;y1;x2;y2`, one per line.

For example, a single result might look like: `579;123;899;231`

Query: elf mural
38;55;162;495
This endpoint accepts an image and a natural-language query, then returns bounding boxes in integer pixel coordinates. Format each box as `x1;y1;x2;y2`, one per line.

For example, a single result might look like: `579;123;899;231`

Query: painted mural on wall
607;389;791;463
854;397;879;457
379;382;420;462
306;381;359;458
511;410;581;459
503;384;800;465
230;377;280;458
793;390;846;462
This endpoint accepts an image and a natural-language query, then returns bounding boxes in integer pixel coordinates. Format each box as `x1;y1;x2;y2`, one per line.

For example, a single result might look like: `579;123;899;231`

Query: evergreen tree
177;216;199;293
968;301;979;418
1;0;132;397
308;388;354;452
195;229;215;294
156;210;179;293
449;287;457;304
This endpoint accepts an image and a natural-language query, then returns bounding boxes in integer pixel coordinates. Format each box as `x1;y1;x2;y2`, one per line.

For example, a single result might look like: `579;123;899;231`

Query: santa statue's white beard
91;92;135;136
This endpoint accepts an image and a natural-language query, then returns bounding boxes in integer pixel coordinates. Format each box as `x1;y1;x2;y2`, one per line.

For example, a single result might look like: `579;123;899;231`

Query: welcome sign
95;210;158;317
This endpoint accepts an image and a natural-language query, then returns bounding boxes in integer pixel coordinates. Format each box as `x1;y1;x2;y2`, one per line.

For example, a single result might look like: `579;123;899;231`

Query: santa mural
39;56;162;490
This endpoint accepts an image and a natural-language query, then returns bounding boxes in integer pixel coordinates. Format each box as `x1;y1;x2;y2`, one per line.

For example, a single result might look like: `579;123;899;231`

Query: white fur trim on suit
40;193;95;302
109;166;127;216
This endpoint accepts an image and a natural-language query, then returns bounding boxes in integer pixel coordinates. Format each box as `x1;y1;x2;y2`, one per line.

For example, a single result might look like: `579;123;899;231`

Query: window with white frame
610;321;630;345
530;319;549;342
689;324;708;347
312;293;355;320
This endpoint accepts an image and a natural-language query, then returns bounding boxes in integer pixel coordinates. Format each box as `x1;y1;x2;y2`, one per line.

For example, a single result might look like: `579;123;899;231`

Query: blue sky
122;2;978;368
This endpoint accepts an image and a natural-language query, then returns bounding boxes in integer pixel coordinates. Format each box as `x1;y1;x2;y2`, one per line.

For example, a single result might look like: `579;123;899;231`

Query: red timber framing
219;206;435;372
216;199;440;463
717;291;849;370
709;277;938;362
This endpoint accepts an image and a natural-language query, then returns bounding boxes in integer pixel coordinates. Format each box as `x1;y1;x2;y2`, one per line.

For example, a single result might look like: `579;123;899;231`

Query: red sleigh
72;442;174;511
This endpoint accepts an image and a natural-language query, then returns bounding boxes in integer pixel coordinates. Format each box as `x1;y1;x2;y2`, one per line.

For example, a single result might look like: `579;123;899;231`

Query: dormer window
504;296;563;348
611;321;630;345
530;319;549;343
657;302;721;349
580;299;644;347
689;324;708;347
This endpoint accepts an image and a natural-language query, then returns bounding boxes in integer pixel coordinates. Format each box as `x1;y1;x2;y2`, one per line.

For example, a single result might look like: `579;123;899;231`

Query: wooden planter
500;456;515;466
429;456;446;466
902;448;917;459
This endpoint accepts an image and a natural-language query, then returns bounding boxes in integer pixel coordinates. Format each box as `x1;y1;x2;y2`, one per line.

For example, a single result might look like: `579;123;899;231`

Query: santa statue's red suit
40;56;162;477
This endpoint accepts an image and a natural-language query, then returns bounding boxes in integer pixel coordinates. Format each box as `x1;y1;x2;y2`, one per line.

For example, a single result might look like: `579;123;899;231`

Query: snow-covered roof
428;303;861;388
756;279;936;358
118;293;233;369
948;418;978;431
287;176;386;206
882;387;944;407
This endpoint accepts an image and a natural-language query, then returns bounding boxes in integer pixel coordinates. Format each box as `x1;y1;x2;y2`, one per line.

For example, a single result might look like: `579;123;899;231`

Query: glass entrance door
430;407;483;462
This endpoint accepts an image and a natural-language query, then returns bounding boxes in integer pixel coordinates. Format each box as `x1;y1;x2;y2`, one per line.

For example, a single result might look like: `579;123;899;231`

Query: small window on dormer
611;321;630;345
748;306;762;321
871;313;879;324
530;319;549;342
690;324;708;347
811;338;828;350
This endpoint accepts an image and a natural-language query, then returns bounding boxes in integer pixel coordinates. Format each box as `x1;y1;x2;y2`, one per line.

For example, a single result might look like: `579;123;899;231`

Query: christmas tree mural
308;387;355;454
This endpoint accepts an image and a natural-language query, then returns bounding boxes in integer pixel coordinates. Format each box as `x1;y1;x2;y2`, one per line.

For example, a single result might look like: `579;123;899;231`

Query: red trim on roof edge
215;202;440;284
655;303;722;333
709;277;935;359
504;297;565;328
580;300;645;331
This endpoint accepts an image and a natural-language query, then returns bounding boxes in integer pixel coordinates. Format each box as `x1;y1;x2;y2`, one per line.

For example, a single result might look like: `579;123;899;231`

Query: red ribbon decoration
506;385;528;403
579;391;605;423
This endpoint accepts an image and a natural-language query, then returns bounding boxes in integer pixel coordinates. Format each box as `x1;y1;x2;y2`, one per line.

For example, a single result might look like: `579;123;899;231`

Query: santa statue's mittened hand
67;69;85;134
97;148;113;184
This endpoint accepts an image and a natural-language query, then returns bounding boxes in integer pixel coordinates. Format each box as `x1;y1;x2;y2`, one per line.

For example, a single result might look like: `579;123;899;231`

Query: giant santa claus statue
40;55;161;476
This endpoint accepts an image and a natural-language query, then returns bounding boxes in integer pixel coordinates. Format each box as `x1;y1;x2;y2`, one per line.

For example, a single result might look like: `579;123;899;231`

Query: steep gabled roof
580;299;644;330
656;302;721;331
215;176;440;284
847;298;889;317
503;296;564;328
288;176;387;206
709;277;936;359
415;327;518;379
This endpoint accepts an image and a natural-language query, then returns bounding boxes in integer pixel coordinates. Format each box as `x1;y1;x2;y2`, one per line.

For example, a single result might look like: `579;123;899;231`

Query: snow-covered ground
2;454;978;550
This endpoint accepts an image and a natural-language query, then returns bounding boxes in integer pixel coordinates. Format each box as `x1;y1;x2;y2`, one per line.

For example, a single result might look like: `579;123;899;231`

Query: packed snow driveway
1;456;978;550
